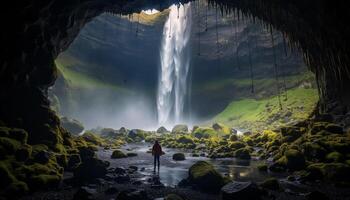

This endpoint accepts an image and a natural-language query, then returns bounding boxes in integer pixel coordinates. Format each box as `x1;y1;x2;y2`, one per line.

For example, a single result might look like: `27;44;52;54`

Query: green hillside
212;88;318;132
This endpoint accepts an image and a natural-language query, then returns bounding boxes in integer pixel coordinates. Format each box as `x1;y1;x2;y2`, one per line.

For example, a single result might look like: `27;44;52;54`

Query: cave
1;0;350;199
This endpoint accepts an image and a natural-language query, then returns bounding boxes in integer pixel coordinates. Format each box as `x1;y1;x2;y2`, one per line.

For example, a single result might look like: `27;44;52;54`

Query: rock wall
0;0;349;146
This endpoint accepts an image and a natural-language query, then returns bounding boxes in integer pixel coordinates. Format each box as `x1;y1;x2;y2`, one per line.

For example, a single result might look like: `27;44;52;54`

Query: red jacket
152;143;162;156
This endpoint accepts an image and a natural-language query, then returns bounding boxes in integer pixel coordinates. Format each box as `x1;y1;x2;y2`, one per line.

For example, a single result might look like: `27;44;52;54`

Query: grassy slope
212;88;318;131
196;72;315;93
55;56;131;94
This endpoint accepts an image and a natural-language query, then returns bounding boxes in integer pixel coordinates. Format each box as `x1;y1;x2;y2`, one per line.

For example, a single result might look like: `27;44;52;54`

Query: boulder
114;167;127;175
192;127;216;139
74;158;109;182
259;178;280;190
79;146;95;161
127;129;138;139
67;154;81;170
188;161;227;192
111;150;127;159
221;181;262;200
157;126;169;134
61;117;84;135
172;124;188;134
172;153;186;161
234;148;251;160
283;149;306;171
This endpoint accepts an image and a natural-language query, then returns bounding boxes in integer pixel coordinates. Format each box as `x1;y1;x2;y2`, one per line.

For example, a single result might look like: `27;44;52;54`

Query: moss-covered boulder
259;178;280;190
111;150;127;159
15;145;32;161
74;158;109;182
60;117;84;135
234;148;251;160
67;154;81;171
326;152;344;163
157;126;169;134
172;124;188;134
173;153;186;161
80;131;105;146
229;141;246;151
188;161;227;192
278;149;305;171
212;123;231;134
257;164;268;172
0;137;21;155
301;142;327;162
192;127;216;139
307;163;350;182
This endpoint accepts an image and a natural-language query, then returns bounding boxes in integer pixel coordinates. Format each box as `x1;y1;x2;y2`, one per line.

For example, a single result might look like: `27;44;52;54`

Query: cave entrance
52;1;317;133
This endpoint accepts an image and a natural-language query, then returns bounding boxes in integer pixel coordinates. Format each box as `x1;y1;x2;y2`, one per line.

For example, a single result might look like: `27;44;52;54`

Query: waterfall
157;3;192;127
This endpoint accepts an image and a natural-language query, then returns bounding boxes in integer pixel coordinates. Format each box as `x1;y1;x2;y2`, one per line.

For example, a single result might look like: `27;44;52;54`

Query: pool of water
97;143;285;187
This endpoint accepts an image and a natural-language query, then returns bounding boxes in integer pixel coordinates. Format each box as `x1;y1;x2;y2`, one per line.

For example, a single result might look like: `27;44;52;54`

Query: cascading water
157;3;192;127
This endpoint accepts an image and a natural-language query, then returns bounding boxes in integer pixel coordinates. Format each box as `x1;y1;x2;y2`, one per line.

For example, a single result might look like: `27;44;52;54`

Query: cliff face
1;0;350;146
53;4;311;126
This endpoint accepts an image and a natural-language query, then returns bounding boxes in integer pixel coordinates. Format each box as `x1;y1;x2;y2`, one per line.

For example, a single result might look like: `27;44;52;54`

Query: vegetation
212;88;318;131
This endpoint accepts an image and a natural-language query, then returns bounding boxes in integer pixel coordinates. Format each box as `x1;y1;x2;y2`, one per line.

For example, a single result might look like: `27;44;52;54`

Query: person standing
152;140;162;172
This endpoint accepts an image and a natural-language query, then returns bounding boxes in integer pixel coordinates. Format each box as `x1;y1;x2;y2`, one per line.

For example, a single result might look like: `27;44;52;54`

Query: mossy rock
325;123;343;134
81;131;104;146
78;146;95;161
0;163;16;187
229;134;238;141
212;123;231;134
165;194;183;200
15;145;32;161
74;158;109;182
4;181;29;196
173;153;186;161
8;128;28;144
172;124;188;134
157;126;169;134
0;137;21;155
260;178;280;190
307;163;350;182
326;152;344;163
29;174;61;189
282;149;306;171
60;117;84;135
176;136;194;144
229;141;246;151
67;154;81;170
301;142;327;161
257;164;268;172
192;127;216;139
234;148;251;160
111;150;127;159
188;161;227;192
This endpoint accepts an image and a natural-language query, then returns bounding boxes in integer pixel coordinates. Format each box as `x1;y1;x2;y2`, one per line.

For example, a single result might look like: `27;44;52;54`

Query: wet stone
115;174;130;183
115;167;126;174
221;181;262;200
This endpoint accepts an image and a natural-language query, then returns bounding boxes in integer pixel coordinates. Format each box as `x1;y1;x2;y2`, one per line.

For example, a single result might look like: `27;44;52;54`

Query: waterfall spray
157;3;192;127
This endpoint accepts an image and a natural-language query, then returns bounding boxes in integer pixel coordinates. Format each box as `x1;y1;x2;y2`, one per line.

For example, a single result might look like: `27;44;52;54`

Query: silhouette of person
152;140;162;172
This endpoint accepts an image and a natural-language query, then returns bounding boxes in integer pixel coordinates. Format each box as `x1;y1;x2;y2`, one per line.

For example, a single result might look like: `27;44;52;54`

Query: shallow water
97;143;285;187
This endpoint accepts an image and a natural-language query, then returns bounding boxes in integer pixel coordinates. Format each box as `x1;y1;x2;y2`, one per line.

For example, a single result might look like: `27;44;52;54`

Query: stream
97;142;285;187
